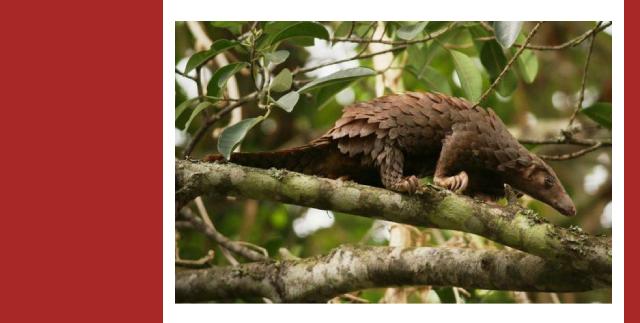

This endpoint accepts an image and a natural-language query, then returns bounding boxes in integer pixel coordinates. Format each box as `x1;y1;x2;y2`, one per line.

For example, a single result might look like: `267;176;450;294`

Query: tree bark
175;245;607;303
175;160;611;285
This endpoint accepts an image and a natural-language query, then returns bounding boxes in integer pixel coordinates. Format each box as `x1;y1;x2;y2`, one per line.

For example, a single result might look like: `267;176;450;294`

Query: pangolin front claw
391;175;423;194
434;171;468;193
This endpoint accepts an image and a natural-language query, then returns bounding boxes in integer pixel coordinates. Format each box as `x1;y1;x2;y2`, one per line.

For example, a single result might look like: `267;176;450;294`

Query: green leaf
334;22;354;38
184;101;214;131
175;97;199;121
271;22;329;45
480;40;507;78
274;91;299;112
516;47;538;84
424;21;448;33
288;37;315;47
407;65;452;95
314;83;351;110
493;21;523;49
496;70;518;97
217;116;265;160
582;102;612;129
480;40;518;97
264;21;298;35
184;51;214;74
450;50;482;102
256;22;298;50
207;62;248;97
397;21;428;40
210;22;244;35
299;67;375;93
264;50;290;66
184;39;238;73
270;68;292;92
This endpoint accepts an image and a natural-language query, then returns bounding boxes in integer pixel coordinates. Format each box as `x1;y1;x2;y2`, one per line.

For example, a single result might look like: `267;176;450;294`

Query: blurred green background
174;21;612;303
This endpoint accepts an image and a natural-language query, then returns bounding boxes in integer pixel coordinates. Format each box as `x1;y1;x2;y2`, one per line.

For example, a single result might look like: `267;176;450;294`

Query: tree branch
176;245;608;303
175;160;611;280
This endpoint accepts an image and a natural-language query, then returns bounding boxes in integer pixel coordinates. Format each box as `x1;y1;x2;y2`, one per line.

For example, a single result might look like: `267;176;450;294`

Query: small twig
537;142;603;161
175;250;215;268
178;205;268;262
512;291;531;303
235;241;269;258
175;230;215;268
346;22;356;39
175;68;198;81
549;293;561;304
182;91;258;158
514;21;610;51
474;22;543;107
452;287;463;304
479;21;494;32
519;136;611;147
474;21;611;51
219;246;240;266
298;23;456;76
568;21;602;127
330;22;457;46
456;287;471;298
340;293;369;303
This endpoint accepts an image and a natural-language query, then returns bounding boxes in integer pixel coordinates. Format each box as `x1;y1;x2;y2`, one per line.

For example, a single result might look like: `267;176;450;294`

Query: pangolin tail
204;137;381;185
203;140;335;176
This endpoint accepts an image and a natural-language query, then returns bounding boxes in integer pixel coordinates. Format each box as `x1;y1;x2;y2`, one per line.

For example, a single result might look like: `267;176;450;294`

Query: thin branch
175;230;215;268
568;21;602;127
519;136;611;147
474;21;611;51
175;245;607;303
175;160;611;278
178;207;268;262
175;250;215;268
297;23;456;76
175;68;197;82
330;22;457;46
474;22;543;107
512;21;610;51
537;142;603;161
346;22;356;39
182;91;258;158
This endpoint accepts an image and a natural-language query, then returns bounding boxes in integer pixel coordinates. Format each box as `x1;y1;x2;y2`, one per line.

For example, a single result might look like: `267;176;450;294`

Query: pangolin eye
543;176;554;188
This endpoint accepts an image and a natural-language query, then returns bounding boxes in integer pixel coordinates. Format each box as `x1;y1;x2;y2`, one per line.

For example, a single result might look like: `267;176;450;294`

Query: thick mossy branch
175;245;606;303
175;160;611;284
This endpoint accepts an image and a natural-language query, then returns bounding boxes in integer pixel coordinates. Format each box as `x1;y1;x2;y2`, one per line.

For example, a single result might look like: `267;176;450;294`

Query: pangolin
205;91;576;216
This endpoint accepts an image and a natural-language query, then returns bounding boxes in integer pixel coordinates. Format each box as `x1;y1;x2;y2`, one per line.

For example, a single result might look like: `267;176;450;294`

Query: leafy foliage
396;21;429;40
493;21;523;48
217;116;265;160
582;102;612;129
450;50;482;102
184;39;238;73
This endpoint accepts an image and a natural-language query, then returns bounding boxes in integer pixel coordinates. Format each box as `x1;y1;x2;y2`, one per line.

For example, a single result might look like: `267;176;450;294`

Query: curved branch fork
175;160;611;287
176;245;607;303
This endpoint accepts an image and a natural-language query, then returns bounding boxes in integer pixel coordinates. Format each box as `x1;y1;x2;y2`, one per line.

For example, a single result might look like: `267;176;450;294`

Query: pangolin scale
205;91;576;216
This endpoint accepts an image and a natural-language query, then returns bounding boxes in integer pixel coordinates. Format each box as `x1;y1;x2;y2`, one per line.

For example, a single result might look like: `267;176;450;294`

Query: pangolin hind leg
376;142;422;193
433;132;470;193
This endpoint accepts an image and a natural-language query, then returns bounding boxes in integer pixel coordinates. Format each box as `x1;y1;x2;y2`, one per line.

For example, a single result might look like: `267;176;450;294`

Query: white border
164;1;623;322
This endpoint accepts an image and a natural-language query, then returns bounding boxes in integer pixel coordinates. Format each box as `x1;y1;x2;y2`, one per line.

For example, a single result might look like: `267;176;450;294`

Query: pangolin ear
522;164;536;179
